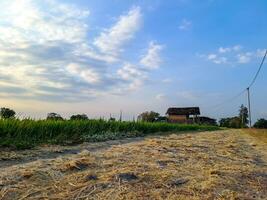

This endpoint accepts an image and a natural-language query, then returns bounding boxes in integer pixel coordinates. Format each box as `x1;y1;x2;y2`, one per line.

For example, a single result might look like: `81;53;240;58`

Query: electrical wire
247;49;267;88
209;49;267;111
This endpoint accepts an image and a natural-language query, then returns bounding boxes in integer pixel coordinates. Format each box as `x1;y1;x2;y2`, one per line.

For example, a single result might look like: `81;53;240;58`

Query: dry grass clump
0;130;267;199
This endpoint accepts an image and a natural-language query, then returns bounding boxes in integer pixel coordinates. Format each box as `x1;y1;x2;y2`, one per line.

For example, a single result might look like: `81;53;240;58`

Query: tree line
218;104;267;128
1;106;267;128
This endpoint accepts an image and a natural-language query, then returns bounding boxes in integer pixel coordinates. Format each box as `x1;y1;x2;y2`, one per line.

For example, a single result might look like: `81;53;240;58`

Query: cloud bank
0;1;163;101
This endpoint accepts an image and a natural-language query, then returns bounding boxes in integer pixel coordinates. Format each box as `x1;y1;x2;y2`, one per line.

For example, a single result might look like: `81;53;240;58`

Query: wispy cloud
155;93;166;100
162;78;172;83
94;6;142;57
199;45;264;65
140;41;163;69
179;19;192;30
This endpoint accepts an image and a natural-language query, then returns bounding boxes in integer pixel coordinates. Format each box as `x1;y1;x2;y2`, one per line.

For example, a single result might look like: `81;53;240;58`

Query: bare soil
0;130;266;200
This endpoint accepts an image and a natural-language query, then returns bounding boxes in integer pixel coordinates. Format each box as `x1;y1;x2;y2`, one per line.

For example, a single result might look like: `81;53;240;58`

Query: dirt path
0;130;266;200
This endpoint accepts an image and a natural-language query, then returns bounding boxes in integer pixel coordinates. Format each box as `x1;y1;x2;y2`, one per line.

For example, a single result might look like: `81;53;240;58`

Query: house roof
166;107;200;115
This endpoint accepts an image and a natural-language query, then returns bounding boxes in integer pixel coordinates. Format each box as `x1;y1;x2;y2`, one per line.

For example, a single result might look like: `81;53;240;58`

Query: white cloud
0;1;163;101
156;94;166;100
94;6;142;57
179;19;192;30
140;41;163;69
218;47;231;53
207;54;227;64
162;78;172;83
237;52;252;64
200;45;264;65
117;63;146;91
218;45;242;53
256;49;266;58
0;0;89;44
67;63;100;84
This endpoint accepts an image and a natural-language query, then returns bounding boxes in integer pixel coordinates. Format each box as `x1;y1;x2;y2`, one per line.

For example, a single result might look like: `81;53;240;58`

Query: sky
0;0;266;121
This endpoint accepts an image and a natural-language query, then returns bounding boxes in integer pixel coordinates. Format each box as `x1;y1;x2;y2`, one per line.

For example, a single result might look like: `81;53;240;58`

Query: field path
0;130;267;199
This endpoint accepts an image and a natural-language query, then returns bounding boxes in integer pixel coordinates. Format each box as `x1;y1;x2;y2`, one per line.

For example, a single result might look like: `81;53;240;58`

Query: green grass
0;119;219;149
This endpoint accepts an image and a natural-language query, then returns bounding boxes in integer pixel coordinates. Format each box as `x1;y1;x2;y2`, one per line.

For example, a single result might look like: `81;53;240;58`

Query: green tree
219;117;241;128
70;114;88;120
239;104;248;128
137;111;160;122
47;113;63;120
0;107;16;119
229;117;242;128
254;118;267;129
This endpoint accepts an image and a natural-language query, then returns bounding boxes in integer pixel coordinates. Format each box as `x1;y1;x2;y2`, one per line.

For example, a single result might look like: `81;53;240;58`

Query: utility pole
247;87;252;128
119;110;122;122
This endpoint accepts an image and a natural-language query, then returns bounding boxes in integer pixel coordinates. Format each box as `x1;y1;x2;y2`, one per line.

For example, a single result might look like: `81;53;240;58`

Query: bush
70;114;88;120
137;111;160;122
0;108;16;119
254;118;267;129
47;113;63;120
219;117;241;128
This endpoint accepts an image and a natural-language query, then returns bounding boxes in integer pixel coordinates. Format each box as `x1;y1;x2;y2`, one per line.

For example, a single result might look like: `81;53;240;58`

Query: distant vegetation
254;118;267;129
0;108;16;119
219;104;249;128
70;114;89;120
137;111;160;122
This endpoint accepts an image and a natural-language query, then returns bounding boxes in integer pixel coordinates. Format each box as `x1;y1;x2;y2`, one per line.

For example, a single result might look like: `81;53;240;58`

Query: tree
70;114;88;120
47;113;63;120
239;104;248;128
219;117;241;128
137;111;160;122
229;117;242;128
254;118;267;129
219;118;231;127
0;107;16;119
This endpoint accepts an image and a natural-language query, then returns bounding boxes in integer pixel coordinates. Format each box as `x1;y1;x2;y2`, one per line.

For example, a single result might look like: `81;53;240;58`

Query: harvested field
0;129;267;200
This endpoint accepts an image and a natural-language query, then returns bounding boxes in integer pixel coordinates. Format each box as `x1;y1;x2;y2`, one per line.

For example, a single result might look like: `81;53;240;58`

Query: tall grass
0;119;219;149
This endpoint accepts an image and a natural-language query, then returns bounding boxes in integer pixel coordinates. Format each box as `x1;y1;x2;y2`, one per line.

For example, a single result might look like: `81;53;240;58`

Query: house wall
168;115;188;123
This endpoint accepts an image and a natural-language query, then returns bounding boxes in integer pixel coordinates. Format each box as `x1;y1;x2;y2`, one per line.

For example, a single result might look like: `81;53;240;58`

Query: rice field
0;119;218;149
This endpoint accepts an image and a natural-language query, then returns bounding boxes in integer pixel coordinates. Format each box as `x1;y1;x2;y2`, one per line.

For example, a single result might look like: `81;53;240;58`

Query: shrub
254;118;267;129
47;113;63;120
0;107;16;119
137;111;160;122
70;114;88;120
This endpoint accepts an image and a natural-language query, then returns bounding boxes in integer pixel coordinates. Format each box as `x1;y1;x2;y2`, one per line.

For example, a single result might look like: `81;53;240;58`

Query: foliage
219;117;241;128
109;117;116;122
70;114;88;120
0;119;219;149
254;118;267;129
0;107;16;119
137;111;160;122
239;104;248;128
219;104;249;128
47;113;64;121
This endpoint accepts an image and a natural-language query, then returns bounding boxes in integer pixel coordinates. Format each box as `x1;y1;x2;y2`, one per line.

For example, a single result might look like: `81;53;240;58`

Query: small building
166;107;200;124
198;116;217;126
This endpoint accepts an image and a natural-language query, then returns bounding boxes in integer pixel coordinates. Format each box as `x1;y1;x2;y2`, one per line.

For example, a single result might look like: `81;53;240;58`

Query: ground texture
0;130;267;200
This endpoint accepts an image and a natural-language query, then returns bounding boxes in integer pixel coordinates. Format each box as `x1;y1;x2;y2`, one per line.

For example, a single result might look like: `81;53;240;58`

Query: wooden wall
168;115;188;123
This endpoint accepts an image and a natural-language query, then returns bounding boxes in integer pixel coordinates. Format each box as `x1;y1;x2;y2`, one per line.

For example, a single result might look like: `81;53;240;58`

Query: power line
209;89;246;111
209;49;267;112
247;50;267;88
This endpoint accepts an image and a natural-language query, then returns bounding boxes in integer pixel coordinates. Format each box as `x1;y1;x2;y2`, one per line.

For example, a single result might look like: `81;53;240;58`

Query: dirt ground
0;130;267;200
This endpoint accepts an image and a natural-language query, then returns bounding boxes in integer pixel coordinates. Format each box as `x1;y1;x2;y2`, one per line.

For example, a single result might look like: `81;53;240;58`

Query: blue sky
0;0;266;121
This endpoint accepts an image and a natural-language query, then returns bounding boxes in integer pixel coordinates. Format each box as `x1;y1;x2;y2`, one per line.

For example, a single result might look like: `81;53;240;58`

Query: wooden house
166;107;200;124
